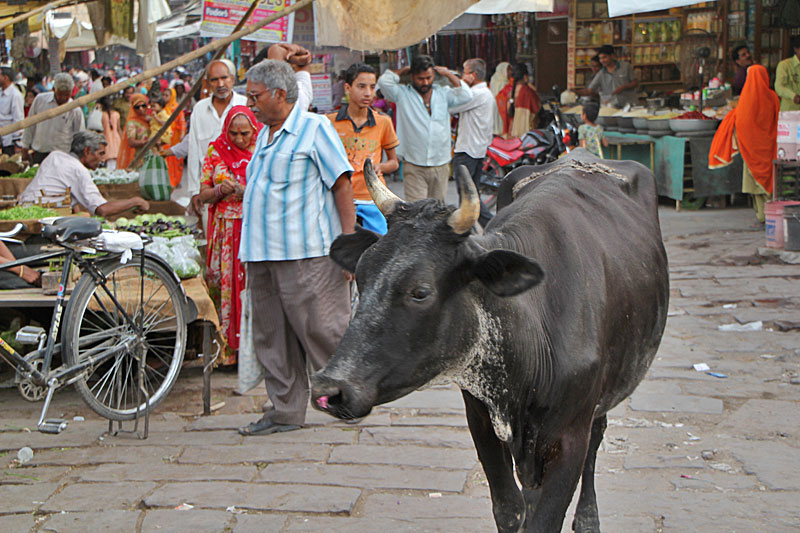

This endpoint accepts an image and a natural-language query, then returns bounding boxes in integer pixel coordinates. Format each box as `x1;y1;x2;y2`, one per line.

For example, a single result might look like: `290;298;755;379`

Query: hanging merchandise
109;0;135;42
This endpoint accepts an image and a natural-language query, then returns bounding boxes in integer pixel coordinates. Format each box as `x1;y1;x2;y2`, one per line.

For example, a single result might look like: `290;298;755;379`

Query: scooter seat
491;138;522;152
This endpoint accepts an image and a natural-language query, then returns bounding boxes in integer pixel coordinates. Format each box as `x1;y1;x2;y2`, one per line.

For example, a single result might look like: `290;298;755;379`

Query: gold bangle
19;265;24;278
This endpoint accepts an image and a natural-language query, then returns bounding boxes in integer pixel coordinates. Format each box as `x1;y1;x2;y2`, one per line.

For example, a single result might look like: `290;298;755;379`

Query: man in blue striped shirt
238;60;355;436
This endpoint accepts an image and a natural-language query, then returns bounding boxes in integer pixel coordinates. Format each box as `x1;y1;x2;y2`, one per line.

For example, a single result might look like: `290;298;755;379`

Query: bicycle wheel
62;253;186;420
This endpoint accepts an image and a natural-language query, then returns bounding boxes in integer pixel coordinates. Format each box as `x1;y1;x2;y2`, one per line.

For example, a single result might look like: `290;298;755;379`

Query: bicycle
0;217;195;435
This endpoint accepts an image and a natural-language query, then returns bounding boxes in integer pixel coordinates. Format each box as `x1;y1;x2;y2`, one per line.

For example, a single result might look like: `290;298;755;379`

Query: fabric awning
314;0;554;51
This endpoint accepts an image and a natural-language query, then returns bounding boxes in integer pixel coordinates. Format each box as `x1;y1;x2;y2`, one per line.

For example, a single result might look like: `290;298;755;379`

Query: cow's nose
310;379;342;412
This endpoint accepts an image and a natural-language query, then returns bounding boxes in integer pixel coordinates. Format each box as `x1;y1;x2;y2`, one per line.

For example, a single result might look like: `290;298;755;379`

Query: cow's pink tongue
316;396;329;409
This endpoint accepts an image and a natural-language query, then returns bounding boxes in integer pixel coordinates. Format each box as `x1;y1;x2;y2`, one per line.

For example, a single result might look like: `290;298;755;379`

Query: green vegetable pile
113;214;191;238
0;205;57;220
2;165;38;179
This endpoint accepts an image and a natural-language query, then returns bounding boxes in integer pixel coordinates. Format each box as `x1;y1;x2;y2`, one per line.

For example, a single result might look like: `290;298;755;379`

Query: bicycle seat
492;138;523;152
41;217;102;243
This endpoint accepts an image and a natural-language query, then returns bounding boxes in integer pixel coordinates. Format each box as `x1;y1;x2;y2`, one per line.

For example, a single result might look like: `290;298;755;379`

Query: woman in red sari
197;106;263;365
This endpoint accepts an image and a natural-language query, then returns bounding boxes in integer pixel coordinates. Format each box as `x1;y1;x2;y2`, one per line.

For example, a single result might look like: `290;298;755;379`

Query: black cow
311;150;669;532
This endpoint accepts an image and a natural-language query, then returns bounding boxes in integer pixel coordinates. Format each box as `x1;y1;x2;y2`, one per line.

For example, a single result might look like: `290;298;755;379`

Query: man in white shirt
89;69;104;94
22;73;85;165
450;58;496;227
164;59;247;210
20;131;149;217
0;67;23;156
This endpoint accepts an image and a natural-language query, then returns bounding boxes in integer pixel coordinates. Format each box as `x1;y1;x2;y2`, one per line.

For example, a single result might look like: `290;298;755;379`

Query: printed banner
311;73;332;113
201;0;295;44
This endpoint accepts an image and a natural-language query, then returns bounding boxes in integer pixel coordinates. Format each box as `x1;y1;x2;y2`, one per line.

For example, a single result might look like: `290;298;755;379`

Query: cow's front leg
524;416;593;531
572;415;607;532
462;390;525;532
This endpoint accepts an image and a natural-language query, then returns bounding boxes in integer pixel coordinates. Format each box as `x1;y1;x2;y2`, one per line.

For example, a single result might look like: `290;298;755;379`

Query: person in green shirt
774;36;800;111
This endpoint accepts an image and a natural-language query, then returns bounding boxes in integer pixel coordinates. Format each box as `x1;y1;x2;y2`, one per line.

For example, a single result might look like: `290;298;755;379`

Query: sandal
238;415;301;436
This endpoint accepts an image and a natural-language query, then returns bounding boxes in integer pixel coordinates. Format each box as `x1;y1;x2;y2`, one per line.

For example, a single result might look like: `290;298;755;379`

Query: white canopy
607;0;717;18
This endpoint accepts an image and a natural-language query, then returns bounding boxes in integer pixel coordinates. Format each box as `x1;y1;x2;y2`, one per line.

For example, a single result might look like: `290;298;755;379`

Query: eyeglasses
246;90;267;103
133;104;147;110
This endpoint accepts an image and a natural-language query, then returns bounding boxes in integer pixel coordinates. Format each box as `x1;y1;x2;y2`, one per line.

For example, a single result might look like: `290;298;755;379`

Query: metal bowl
616;117;635;129
633;117;649;130
668;119;719;133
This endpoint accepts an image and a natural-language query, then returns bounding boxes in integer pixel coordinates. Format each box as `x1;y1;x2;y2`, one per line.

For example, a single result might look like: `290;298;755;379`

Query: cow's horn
364;159;401;216
448;165;480;234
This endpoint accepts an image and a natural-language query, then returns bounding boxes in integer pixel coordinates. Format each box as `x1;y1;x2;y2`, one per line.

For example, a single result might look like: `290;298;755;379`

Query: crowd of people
2;47;552;435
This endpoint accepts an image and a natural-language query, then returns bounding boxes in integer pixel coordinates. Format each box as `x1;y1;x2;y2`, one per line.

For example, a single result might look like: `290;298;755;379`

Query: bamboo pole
128;0;264;169
0;0;85;32
0;0;315;139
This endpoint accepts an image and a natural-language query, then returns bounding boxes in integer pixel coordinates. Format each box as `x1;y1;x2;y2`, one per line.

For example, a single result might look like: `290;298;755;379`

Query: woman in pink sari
197;106;263;365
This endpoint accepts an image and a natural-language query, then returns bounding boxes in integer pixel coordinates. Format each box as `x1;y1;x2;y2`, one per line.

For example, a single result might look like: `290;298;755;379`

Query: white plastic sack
97;231;143;264
237;285;264;394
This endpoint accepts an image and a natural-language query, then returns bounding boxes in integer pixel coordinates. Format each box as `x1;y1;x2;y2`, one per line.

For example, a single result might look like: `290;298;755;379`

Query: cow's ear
330;225;381;273
472;249;544;297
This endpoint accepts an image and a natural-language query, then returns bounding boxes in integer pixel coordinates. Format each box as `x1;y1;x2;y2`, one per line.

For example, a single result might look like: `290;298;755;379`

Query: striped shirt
240;103;354;262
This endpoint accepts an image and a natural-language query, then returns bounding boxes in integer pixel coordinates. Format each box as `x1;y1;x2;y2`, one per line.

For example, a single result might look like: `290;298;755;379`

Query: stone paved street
1;205;799;532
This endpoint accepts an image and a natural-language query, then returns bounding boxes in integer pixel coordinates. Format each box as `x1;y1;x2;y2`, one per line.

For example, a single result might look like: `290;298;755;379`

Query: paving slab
185;412;391;431
284;516;493;532
0;466;70;484
359;426;474;448
233;426;358;445
361;493;492;520
38;510;140;532
623;454;707;470
717;399;800;441
0;429;101;452
79;463;257;483
0;513;36;532
178;443;331;465
100;430;241;447
669;471;759;491
629;392;723;414
40;481;156;512
328;444;478;470
230;513;289;532
258;463;467;492
27;445;184;467
391;414;468;427
382;388;466;411
730;439;800;490
0;482;59;513
141;509;233;533
144;482;360;513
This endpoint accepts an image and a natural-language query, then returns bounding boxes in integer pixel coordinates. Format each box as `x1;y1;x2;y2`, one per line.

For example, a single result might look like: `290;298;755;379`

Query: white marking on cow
437;304;514;442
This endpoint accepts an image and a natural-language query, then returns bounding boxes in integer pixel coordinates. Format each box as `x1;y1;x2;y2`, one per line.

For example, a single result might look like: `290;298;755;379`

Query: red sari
116;94;150;170
201;106;263;365
496;81;513;137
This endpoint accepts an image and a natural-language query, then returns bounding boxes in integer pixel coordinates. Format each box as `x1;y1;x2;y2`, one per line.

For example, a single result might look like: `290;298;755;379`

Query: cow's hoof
572;515;600;533
494;509;525;533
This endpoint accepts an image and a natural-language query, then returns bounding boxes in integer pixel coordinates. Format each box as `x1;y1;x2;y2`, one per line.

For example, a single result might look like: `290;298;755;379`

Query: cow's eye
410;287;431;302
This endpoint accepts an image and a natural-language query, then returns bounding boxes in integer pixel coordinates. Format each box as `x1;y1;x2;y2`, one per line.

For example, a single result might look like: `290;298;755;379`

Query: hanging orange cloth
116;94;150;170
709;64;779;194
163;89;186;188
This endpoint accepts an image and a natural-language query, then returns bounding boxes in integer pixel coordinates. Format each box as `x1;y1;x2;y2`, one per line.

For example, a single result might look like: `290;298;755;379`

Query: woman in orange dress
116;94;151;170
197;106;263;365
162;88;186;187
709;64;779;223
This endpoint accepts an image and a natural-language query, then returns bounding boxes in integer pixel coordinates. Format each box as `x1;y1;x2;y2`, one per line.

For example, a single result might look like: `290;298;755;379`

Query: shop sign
200;0;295;43
536;0;568;20
311;73;332;113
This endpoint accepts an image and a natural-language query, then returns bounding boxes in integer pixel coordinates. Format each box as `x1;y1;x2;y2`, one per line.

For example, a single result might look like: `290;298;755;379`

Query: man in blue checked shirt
378;55;472;203
238;60;356;437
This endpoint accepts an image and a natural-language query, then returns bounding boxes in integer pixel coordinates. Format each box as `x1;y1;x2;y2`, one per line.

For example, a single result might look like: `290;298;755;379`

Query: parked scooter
479;86;578;208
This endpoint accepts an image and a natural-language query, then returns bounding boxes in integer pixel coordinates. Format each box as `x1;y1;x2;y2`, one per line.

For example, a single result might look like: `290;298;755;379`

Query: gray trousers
247;257;350;425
